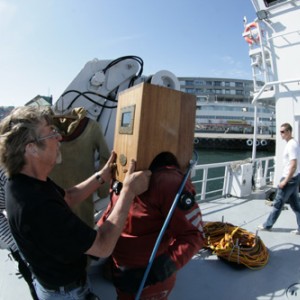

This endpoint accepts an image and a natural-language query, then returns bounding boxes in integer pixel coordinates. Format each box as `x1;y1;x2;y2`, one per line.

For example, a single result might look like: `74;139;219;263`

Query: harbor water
196;148;274;165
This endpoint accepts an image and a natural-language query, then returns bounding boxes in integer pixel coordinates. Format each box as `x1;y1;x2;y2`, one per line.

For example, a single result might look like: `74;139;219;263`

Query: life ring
246;139;253;147
243;22;260;45
256;140;260;146
261;140;267;146
194;138;199;145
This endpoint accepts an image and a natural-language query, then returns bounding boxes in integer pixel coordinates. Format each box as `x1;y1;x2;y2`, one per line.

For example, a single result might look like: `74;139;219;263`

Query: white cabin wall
251;0;300;184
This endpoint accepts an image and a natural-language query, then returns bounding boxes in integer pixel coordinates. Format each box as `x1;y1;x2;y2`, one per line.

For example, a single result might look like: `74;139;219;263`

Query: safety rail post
201;167;208;201
263;158;269;179
222;165;230;196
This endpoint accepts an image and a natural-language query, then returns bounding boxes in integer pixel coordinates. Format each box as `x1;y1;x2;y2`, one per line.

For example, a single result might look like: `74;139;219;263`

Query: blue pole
135;153;198;300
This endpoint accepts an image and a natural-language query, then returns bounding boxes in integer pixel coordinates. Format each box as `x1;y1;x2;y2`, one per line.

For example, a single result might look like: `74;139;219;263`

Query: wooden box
113;82;196;182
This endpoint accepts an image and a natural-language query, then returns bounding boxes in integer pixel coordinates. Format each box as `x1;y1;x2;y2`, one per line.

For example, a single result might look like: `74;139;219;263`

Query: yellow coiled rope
203;221;269;270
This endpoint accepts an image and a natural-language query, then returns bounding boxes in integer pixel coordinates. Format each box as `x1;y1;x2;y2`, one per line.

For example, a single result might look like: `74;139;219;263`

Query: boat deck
1;194;300;300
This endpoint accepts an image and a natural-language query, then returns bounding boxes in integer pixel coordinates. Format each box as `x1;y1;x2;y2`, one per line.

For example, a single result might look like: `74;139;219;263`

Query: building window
264;0;286;7
185;80;194;86
186;88;195;93
195;89;203;94
194;80;204;85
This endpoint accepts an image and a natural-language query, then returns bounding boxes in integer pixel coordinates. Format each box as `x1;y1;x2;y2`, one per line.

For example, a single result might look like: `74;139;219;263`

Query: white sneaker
290;229;300;235
257;224;272;231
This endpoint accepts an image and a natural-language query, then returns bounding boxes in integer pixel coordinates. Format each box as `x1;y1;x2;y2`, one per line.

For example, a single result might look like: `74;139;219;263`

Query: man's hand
278;181;286;189
122;159;152;198
98;151;117;183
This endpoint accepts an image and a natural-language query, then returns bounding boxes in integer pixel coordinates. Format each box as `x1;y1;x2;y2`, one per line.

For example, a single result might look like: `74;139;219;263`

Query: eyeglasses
280;129;287;134
37;128;61;141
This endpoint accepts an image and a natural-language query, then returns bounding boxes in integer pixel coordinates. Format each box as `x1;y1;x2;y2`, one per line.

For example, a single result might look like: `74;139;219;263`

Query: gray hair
0;106;53;177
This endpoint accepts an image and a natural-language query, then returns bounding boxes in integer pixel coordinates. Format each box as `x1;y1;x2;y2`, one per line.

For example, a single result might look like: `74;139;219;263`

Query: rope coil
203;221;269;270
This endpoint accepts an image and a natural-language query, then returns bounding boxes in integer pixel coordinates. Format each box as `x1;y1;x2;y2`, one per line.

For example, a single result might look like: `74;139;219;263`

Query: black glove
112;265;145;294
112;254;177;294
146;253;177;286
85;292;101;300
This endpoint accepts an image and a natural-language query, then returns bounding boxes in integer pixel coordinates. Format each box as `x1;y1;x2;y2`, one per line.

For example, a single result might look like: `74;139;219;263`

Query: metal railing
192;156;275;202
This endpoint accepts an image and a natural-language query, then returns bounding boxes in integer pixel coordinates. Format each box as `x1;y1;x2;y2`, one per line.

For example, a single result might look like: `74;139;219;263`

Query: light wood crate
113;83;196;181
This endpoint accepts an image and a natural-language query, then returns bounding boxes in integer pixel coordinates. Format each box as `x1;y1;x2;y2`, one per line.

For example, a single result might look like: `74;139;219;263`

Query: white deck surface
1;195;300;300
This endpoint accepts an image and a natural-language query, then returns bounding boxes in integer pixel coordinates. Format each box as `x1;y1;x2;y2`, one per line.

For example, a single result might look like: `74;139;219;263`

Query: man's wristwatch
95;172;105;184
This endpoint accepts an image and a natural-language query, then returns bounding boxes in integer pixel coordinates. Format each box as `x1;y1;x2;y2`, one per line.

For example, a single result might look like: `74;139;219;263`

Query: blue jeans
264;174;300;230
33;278;94;300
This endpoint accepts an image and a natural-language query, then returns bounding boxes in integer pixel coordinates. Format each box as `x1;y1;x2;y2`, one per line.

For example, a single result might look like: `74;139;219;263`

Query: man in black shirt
0;106;151;300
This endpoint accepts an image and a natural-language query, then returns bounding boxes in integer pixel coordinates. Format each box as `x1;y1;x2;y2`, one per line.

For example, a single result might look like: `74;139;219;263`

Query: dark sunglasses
280;129;287;134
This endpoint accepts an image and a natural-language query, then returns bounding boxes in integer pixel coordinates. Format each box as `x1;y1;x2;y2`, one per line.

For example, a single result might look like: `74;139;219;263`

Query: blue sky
0;0;257;106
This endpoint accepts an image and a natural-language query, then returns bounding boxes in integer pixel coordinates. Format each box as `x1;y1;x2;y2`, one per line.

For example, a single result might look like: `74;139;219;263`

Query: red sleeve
154;169;205;270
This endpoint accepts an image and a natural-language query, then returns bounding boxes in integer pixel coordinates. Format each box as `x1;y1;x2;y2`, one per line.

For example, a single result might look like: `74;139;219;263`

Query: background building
179;77;275;136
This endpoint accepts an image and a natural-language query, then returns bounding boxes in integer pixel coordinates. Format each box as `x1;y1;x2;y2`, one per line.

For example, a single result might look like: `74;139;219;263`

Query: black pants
10;250;39;300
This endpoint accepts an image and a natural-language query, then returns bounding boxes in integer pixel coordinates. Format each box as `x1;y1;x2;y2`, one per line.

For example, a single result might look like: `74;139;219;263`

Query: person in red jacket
98;152;205;300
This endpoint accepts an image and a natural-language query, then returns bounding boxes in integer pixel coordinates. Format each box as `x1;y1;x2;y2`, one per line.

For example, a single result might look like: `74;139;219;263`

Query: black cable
102;55;143;78
60;90;118;110
57;55;144;125
61;56;144;110
102;55;143;89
